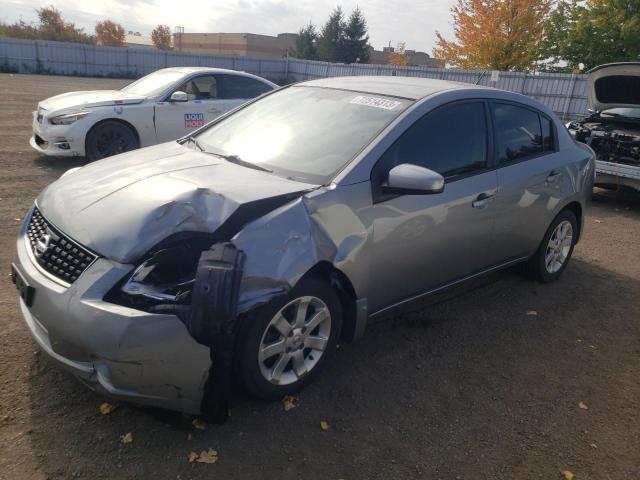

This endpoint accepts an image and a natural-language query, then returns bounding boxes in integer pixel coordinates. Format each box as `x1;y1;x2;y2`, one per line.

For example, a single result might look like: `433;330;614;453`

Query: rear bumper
13;212;210;413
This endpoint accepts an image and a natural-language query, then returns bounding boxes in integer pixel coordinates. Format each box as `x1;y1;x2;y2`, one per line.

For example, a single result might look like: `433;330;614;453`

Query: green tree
343;7;369;63
95;20;125;46
37;5;93;43
291;22;319;59
151;25;173;50
317;6;346;62
543;0;640;72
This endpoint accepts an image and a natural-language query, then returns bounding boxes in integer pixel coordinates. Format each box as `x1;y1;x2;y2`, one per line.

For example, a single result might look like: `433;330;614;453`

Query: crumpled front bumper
13;217;211;414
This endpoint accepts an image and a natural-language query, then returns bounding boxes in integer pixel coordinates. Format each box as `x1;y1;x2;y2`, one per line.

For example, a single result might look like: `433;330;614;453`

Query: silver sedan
12;76;595;420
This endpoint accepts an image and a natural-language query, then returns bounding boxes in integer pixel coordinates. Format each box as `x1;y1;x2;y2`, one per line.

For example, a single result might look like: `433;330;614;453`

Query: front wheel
85;120;139;161
524;209;578;282
237;277;342;400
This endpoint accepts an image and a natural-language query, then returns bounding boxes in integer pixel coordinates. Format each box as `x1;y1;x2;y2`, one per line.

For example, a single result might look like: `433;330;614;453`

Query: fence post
562;73;577;121
34;41;41;73
521;73;528;94
164;51;168;68
325;62;330;78
304;60;310;80
83;45;88;76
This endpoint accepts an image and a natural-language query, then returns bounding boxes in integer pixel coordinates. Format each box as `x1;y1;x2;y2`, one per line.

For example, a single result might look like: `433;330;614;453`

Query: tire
237;276;342;400
85;120;139;161
523;209;578;283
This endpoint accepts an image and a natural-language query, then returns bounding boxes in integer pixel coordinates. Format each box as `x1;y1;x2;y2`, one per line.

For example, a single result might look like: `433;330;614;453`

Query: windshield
195;86;411;184
121;70;185;97
602;107;640;119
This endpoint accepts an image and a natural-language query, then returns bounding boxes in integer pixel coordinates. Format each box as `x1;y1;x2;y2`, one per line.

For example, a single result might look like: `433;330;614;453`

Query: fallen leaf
589;443;598;449
187;451;199;463
196;448;219;464
187;433;193;441
282;395;298;411
560;469;574;480
578;401;589;410
320;420;330;431
594;219;602;223
99;402;116;415
120;432;133;444
526;310;538;316
192;418;206;431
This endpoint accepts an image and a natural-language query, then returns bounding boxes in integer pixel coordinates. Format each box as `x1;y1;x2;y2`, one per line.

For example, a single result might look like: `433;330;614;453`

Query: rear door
489;102;568;262
216;74;274;113
366;100;499;312
154;74;221;142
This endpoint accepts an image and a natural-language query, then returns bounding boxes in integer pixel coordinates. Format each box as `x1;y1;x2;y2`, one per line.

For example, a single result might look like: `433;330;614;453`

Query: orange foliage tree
95;20;125;47
388;51;411;66
433;0;552;71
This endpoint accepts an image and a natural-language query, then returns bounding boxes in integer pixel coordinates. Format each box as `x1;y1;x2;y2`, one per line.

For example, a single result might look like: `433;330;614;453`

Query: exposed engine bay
568;118;640;166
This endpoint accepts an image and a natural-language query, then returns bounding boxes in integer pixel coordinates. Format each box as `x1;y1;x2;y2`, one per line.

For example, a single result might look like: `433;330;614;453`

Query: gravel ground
0;73;639;480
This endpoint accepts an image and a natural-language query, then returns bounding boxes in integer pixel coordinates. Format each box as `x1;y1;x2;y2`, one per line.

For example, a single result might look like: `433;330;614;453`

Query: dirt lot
0;73;639;480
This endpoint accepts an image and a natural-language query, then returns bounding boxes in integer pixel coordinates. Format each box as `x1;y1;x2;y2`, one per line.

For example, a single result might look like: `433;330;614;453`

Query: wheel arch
561;201;583;242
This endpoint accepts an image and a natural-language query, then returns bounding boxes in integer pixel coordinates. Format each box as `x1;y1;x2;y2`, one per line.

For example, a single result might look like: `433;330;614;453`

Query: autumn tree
543;0;640;72
388;51;411;66
36;5;93;43
433;0;552;71
151;24;173;50
291;22;319;60
95;20;125;47
343;7;370;63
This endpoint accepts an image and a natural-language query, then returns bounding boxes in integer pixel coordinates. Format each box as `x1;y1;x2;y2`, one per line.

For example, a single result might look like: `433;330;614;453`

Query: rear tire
237;276;342;401
523;209;578;283
85;120;139;161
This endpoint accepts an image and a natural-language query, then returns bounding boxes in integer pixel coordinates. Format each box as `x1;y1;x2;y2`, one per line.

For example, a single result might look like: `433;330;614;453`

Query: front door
366;100;499;312
154;74;223;142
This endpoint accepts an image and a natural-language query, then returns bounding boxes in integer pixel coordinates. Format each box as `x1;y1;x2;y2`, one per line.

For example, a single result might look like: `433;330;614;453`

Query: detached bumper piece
187;243;245;423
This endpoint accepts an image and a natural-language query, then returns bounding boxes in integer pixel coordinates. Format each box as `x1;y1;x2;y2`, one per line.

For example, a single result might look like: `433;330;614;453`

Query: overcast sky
0;0;455;53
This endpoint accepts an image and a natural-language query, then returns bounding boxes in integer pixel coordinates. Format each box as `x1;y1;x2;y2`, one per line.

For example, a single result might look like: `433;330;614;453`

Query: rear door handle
546;170;562;183
472;192;494;209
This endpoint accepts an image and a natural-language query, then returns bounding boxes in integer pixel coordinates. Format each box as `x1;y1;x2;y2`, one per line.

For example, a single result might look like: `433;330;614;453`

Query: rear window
492;103;543;164
221;75;272;99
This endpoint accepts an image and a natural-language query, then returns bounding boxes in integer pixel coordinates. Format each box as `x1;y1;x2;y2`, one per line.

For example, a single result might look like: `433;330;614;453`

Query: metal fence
0;36;589;118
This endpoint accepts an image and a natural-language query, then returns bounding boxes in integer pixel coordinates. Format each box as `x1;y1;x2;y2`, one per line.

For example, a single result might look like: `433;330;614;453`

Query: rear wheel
85;120;139;161
238;277;342;400
524;209;577;282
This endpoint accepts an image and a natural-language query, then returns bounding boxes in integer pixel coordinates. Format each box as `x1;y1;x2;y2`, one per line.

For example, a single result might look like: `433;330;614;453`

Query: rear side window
492;103;543;163
221;75;272;99
377;101;488;180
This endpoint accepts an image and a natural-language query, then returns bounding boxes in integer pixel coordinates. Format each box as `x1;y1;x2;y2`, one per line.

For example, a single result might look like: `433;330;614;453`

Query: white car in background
30;67;278;160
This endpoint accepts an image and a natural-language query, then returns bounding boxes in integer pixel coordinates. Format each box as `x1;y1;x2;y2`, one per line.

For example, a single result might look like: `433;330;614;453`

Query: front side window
196;86;410;184
180;75;218;100
375;101;488;181
221;75;272;99
492;103;543;163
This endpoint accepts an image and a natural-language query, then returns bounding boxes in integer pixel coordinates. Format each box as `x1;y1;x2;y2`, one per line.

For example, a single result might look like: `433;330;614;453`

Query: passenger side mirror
170;91;188;102
383;163;445;195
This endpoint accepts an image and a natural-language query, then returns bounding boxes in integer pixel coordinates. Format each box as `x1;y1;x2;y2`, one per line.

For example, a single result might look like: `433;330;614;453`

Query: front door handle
546;170;562;183
472;192;494;209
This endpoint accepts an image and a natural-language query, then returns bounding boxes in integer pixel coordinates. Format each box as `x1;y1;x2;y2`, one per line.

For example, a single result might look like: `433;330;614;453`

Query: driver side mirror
170;91;188;102
383;163;445;195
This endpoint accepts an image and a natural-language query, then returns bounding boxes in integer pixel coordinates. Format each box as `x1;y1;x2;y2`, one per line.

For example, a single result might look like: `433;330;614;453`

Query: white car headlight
49;111;89;125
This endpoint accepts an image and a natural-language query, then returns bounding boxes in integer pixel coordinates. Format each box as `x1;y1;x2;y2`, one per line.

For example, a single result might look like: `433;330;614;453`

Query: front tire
524;209;578;282
237;276;342;400
85;120;139;161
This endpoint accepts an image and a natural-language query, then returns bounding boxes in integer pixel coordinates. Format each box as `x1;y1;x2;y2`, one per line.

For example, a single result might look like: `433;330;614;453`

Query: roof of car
299;76;490;100
158;66;274;81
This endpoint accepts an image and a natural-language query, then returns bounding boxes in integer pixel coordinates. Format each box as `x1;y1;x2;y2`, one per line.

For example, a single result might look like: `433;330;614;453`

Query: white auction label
349;95;402;110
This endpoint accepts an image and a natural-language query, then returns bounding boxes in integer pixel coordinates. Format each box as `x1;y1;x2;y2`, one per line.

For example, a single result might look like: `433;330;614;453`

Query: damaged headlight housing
49;111;89;125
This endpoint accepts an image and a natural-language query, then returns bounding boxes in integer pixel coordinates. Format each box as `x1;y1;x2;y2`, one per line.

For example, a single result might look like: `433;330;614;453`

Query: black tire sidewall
237;276;343;400
535;209;578;282
86;121;138;161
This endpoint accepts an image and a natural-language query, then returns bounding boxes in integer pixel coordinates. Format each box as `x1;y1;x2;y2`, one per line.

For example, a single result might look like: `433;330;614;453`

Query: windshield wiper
183;136;205;151
211;152;273;173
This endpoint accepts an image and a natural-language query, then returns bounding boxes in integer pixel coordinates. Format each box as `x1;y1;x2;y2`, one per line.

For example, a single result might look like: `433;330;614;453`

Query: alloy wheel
545;220;573;274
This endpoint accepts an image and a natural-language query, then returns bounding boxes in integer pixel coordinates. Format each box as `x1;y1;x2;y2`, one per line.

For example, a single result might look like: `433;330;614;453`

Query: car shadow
33;155;90;177
24;252;640;479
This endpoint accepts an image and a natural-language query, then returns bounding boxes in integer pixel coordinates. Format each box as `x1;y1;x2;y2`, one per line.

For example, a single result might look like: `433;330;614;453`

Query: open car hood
37;142;316;264
587;63;640;112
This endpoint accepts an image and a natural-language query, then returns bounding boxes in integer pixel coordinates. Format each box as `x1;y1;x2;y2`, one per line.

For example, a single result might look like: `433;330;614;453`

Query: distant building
172;32;297;58
125;32;155;49
368;46;444;68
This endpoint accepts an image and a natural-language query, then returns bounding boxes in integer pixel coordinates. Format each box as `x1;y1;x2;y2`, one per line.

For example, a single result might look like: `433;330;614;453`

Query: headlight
49;111;89;125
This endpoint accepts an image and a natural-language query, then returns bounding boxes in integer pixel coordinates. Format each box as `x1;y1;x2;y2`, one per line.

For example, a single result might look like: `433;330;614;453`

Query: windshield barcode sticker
349;96;402;110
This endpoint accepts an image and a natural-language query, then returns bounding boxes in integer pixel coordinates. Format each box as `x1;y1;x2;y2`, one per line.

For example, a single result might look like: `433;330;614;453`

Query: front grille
27;208;97;284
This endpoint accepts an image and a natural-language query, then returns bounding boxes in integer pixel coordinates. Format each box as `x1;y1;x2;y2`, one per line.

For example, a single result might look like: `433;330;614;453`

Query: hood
587;63;640;112
38;90;145;113
37;142;317;264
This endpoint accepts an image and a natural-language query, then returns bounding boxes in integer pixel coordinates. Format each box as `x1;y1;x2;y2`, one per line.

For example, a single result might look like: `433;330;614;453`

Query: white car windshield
195;86;411;184
121;70;186;97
